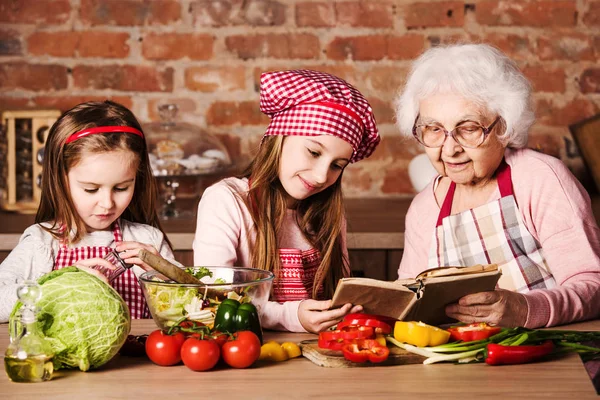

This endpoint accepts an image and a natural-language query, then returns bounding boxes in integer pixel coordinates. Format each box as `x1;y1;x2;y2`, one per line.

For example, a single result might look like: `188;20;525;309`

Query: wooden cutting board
299;340;425;368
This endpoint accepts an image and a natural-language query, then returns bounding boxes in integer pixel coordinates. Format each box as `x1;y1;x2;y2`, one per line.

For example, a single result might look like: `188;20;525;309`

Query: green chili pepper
213;299;263;344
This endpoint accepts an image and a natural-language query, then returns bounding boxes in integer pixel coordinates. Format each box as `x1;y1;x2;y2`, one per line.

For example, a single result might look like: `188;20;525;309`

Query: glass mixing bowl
139;266;274;330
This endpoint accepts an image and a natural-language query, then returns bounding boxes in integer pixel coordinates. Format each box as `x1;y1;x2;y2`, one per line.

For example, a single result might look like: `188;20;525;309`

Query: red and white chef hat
259;69;380;163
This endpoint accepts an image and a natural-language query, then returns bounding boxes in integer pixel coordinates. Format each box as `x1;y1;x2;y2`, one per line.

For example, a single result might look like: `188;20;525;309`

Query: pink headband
65;126;144;144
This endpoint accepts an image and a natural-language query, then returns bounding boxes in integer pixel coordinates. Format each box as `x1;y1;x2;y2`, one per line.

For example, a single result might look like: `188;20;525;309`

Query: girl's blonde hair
36;100;167;244
240;135;348;299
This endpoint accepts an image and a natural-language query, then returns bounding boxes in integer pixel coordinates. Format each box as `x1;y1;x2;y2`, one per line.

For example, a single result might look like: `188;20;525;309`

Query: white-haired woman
395;43;600;328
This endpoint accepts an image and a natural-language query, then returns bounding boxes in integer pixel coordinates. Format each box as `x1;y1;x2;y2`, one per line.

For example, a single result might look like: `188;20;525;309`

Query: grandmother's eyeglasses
412;116;501;149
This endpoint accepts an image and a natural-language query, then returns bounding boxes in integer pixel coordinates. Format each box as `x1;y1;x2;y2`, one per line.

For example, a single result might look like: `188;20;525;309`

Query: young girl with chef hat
193;70;380;333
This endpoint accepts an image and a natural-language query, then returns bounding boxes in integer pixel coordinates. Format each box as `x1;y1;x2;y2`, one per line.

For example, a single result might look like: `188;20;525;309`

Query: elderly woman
395;43;600;329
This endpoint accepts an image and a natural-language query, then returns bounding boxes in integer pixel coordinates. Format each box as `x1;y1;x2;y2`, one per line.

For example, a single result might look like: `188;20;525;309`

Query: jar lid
143;104;231;177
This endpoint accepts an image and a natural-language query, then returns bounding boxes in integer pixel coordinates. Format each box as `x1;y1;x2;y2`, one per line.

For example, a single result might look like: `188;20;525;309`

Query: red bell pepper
485;340;554;365
338;318;392;335
448;323;502;342
341;339;390;363
320;325;374;342
343;313;397;329
318;337;345;351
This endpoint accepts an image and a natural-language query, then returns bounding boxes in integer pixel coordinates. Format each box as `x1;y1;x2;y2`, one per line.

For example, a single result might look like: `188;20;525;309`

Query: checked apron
53;221;150;318
428;160;556;293
272;248;324;301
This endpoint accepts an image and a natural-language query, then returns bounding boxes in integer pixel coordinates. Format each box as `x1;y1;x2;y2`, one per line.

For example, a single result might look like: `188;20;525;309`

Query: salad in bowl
139;266;274;331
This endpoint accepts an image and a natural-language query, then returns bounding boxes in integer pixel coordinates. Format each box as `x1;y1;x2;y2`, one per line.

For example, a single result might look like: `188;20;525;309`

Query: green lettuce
11;267;131;371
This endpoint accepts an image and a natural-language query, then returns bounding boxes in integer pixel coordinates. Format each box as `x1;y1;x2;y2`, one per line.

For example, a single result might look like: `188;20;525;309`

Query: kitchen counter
1;319;599;399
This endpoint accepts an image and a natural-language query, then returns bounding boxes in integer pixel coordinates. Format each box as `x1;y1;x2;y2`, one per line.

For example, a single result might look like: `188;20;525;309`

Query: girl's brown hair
241;135;348;299
36;100;167;244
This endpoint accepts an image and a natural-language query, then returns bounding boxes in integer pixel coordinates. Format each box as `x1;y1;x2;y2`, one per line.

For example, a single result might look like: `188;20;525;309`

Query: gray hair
394;43;534;148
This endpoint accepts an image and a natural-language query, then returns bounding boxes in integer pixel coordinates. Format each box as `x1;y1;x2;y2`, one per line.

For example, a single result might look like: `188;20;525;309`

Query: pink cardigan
193;177;349;333
399;148;600;328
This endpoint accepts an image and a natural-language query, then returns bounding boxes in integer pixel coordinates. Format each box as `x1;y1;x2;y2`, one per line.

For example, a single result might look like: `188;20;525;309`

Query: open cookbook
330;264;502;326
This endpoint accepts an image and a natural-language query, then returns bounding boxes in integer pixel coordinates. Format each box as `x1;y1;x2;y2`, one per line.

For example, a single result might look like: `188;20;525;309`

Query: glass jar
143;104;232;218
4;281;54;383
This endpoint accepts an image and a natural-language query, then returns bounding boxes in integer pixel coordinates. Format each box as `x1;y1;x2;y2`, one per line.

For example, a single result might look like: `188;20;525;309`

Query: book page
404;270;501;325
330;268;501;325
330;278;417;319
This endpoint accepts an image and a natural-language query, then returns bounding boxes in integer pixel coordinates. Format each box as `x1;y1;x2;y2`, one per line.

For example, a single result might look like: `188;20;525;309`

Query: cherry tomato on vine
221;330;261;369
180;337;221;371
210;330;229;348
145;330;185;366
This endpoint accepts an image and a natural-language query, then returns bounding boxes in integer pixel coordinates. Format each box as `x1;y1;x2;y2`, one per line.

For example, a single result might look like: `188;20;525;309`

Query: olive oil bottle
4;281;54;383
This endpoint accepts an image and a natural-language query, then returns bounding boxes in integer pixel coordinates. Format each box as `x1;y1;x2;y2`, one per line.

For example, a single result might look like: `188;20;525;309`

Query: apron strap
436;181;456;227
436;159;513;227
112;220;123;242
496;160;513;198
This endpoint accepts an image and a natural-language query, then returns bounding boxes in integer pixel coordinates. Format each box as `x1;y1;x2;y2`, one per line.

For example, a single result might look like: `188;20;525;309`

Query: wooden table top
1;319;599;399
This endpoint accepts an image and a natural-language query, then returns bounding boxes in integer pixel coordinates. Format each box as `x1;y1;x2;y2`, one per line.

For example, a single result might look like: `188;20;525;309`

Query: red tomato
221;331;261;369
210;331;229;348
145;330;186;366
180;337;221;371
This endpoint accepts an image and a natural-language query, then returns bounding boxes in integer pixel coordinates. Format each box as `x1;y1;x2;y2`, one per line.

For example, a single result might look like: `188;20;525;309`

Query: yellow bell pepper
375;334;387;347
393;321;450;347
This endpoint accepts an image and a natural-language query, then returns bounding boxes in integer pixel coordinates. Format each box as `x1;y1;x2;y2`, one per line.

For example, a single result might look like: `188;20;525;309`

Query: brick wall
1;0;599;198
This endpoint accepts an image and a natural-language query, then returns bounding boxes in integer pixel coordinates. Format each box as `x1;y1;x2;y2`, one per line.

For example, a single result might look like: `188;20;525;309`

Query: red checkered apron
428;160;556;292
271;248;324;301
53;221;149;319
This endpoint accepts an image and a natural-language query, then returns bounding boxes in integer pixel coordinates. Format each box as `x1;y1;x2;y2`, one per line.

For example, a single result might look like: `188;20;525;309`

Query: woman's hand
445;289;528;327
298;299;363;334
115;241;160;271
73;258;114;284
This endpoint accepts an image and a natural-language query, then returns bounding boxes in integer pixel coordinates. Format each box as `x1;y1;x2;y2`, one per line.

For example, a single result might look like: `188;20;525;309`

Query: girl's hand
445;289;528;327
298;299;363;334
73;258;114;285
114;241;160;271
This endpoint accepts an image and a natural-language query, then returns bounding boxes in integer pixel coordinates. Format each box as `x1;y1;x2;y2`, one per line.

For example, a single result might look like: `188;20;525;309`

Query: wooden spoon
137;249;202;285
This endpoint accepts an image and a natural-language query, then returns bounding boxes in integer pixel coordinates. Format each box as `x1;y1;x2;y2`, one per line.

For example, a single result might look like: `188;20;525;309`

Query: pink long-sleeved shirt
193;177;349;332
399;148;600;328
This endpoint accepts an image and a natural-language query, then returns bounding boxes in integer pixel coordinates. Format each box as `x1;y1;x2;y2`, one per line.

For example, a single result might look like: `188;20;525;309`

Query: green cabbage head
11;267;131;371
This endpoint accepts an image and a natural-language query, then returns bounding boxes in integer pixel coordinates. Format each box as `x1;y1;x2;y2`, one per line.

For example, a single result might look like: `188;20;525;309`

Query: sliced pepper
448;323;502;342
320;325;374;342
318;337;345;351
338;319;392;335
213;299;263;344
374;334;387;347
394;321;450;347
341;339;390;363
343;313;398;329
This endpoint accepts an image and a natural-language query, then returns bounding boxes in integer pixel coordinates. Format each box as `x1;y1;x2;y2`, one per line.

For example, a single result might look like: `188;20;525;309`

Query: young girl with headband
0;100;179;322
193;70;381;333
